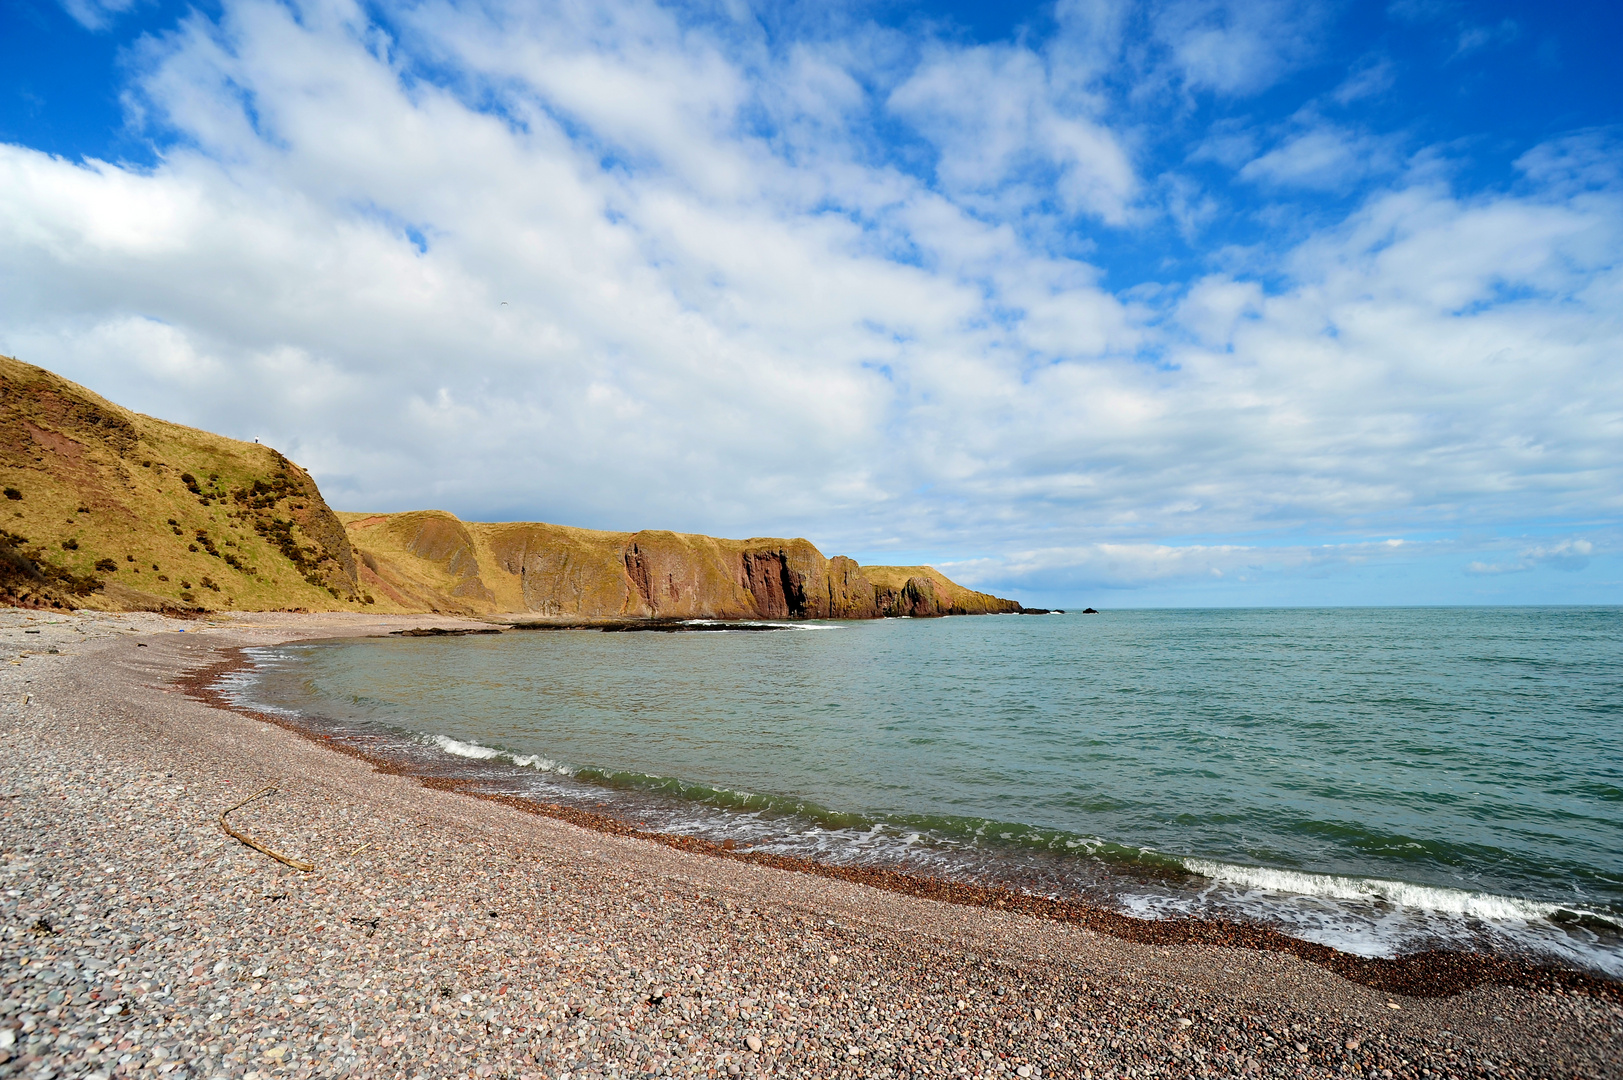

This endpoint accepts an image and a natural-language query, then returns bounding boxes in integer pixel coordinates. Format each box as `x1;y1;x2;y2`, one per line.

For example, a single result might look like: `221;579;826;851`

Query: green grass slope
1;355;1021;619
0;355;362;613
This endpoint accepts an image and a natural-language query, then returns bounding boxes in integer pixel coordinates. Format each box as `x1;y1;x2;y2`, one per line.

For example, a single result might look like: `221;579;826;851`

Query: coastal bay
1;610;1617;1079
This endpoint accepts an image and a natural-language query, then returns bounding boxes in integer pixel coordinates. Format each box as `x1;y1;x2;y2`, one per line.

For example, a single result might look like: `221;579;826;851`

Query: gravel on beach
0;609;1618;1080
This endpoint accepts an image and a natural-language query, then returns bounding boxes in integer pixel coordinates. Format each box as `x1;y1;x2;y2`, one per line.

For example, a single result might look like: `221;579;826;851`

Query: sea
219;607;1623;978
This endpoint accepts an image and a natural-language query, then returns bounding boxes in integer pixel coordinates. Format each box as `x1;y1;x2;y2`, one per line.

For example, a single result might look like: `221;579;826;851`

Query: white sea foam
1181;857;1596;924
680;620;841;631
428;734;573;775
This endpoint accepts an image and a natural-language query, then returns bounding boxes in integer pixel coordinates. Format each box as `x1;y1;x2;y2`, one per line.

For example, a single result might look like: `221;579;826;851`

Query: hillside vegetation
0;355;360;613
1;356;1019;619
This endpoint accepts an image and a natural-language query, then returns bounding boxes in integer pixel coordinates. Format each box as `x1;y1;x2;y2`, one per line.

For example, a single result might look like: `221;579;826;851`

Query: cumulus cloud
2;0;1620;601
889;43;1137;223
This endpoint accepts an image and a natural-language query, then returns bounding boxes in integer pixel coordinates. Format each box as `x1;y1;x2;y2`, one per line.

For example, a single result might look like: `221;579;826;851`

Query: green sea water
233;607;1623;975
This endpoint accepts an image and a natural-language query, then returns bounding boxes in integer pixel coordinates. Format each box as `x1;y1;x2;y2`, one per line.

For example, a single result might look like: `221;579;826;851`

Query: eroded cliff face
341;512;1020;620
861;565;1021;617
0;356;1021;618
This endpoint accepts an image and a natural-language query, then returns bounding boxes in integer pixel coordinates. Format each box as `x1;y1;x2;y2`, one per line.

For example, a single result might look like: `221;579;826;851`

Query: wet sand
0;609;1617;1079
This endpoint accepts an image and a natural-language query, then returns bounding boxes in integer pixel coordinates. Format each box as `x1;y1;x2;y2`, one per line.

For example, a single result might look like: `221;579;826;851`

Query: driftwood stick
219;784;315;872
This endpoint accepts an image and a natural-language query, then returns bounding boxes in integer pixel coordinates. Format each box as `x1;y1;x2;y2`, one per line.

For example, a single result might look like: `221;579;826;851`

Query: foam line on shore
186;632;1623;995
1181;858;1618;927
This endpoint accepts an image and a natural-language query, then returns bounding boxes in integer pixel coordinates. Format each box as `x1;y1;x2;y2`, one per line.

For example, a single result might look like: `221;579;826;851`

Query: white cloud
888;43;1137;223
1452;19;1517;60
56;0;139;32
1189;117;1259;169
1469;539;1597;575
1153;0;1327;96
944;536;1435;591
2;0;1620;601
1240;125;1400;191
1516;132;1623;196
1333;56;1396;105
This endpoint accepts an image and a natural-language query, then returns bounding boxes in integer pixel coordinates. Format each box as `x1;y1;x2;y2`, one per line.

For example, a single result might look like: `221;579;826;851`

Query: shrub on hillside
3;488;20;501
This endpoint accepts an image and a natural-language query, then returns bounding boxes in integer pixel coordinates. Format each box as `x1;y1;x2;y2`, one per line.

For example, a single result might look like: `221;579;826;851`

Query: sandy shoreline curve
1;608;1618;1079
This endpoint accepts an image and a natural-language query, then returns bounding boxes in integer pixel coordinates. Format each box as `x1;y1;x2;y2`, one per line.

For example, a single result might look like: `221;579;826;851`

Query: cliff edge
0;356;1020;618
341;510;1020;620
0;355;359;612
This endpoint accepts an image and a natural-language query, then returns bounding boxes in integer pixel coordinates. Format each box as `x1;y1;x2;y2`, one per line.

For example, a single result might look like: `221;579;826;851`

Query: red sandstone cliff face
344;513;1021;620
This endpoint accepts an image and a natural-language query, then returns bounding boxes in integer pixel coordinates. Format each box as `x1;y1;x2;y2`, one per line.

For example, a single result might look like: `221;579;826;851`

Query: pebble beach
0;609;1618;1080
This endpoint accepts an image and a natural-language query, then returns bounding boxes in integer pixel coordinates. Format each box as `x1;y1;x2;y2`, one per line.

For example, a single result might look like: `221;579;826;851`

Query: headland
0;355;1021;620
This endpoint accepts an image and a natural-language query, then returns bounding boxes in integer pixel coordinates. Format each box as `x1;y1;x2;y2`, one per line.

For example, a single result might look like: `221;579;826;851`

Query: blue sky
1;0;1620;607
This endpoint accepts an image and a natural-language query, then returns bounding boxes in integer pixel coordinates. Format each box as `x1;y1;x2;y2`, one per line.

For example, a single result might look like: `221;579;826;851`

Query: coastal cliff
0;355;359;612
342;511;1020;620
0;355;1020;618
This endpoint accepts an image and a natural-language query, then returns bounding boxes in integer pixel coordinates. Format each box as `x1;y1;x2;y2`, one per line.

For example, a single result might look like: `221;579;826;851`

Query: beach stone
745;1035;762;1052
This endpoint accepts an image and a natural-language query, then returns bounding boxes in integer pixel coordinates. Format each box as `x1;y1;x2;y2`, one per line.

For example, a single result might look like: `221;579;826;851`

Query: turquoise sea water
230;607;1623;976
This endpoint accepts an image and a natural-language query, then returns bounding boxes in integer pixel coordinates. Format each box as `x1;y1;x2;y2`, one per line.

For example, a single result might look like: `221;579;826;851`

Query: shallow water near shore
223;607;1623;977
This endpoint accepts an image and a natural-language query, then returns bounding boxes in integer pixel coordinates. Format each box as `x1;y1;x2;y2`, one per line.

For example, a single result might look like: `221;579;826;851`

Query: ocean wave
1181;857;1618;927
427;734;574;775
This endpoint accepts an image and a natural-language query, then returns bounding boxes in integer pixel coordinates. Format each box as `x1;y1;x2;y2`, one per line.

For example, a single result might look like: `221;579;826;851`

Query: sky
1;0;1620;608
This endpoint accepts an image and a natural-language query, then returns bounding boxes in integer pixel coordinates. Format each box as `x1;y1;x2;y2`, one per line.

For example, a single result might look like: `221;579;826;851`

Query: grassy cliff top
0;355;360;612
1;355;1018;618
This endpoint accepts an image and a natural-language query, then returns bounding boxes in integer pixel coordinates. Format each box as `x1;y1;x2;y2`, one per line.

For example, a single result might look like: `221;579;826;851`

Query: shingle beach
0;610;1617;1080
